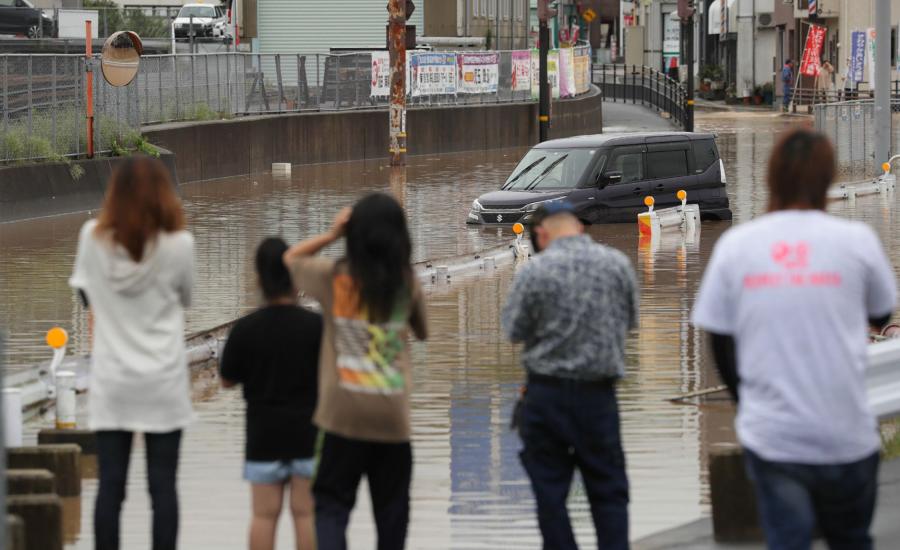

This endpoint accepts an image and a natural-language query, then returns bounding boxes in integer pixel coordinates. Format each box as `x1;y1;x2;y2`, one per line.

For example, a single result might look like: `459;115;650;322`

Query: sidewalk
693;98;812;119
633;457;900;549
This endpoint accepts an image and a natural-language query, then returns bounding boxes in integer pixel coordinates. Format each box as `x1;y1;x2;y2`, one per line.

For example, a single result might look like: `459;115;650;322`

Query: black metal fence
593;64;688;129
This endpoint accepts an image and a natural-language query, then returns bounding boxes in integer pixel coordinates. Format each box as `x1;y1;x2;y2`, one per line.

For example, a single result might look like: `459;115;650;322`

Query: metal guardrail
593;64;688;129
2;50;593;163
814;99;900;179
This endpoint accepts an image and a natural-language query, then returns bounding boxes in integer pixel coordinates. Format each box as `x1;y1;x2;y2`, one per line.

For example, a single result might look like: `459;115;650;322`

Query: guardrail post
51;56;57;152
2;57;7;150
190;53;196;117
632;64;636;104
205;53;211;108
26;56;33;158
174;55;180;119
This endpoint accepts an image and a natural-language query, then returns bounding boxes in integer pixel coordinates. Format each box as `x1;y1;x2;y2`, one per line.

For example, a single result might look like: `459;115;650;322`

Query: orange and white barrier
45;327;77;429
828;162;897;201
637;190;700;237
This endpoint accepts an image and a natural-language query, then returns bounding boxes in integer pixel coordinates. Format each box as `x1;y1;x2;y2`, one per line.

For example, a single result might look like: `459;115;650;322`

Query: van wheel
27;24;42;38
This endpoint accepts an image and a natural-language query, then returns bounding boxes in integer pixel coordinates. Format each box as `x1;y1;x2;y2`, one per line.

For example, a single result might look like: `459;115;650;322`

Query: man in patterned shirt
502;202;638;550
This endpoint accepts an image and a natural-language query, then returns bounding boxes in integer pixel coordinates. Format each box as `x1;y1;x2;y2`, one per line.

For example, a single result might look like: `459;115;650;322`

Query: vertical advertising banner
370;51;390;97
559;47;576;98
549;50;560;99
850;31;866;84
800;24;826;77
458;52;500;94
511;50;531;92
663;16;681;72
574;53;590;94
409;52;458;96
530;49;561;99
867;27;877;85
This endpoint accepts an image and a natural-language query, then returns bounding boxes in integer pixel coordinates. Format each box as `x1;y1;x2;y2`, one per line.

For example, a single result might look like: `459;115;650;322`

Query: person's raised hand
329;207;352;240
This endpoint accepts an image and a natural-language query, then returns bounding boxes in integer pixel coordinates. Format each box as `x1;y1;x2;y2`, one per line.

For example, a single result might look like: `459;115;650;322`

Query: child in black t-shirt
220;237;322;550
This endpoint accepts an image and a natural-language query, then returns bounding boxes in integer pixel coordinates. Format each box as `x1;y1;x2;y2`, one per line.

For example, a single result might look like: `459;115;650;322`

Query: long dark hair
344;193;412;323
96;156;184;262
256;237;293;300
767;129;835;212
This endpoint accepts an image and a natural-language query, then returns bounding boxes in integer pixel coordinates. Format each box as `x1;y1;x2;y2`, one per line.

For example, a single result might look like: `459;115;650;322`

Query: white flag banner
370;51;390;97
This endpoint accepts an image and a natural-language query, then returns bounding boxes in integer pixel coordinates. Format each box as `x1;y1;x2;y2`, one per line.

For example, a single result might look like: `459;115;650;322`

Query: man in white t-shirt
692;129;896;550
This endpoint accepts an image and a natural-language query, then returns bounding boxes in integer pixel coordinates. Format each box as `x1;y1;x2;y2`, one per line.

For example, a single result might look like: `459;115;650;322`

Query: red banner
800;24;826;77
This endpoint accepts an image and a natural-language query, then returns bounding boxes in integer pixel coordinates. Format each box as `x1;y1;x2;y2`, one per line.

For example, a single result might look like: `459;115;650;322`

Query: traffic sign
583;8;597;22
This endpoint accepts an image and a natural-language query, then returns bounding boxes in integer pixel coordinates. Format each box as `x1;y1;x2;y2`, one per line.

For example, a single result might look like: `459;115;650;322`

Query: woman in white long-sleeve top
69;156;195;550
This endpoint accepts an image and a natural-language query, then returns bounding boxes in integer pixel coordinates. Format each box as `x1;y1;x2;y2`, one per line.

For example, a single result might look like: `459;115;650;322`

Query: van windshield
178;5;216;18
502;148;600;191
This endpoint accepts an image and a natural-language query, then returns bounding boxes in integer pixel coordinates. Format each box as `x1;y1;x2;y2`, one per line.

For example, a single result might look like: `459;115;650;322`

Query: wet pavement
2;108;898;548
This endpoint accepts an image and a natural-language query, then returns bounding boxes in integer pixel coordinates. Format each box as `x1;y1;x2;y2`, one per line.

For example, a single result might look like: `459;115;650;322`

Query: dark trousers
518;377;629;550
314;431;413;550
744;449;879;550
94;430;182;550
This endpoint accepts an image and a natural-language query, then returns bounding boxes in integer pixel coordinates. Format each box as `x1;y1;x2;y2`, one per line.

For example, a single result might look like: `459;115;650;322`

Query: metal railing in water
593;64;688;129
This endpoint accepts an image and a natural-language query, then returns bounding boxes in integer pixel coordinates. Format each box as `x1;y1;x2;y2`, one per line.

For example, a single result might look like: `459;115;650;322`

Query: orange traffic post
85;20;94;159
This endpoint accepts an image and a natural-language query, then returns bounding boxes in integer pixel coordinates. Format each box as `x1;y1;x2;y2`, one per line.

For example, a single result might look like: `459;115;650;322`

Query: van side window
646;150;688;179
693;139;718;173
605;149;644;184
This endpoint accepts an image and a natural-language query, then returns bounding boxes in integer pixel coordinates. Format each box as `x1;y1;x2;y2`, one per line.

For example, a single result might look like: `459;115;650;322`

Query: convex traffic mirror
101;31;143;87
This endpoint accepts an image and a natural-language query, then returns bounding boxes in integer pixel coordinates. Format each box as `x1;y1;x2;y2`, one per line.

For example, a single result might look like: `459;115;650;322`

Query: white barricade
637;191;700;237
828;163;897;202
866;338;900;420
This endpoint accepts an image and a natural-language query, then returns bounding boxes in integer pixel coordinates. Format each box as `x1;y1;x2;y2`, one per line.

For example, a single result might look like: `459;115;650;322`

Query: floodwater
3;110;898;548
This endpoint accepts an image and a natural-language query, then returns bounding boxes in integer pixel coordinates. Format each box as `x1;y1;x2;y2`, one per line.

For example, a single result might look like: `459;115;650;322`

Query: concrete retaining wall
0;150;178;223
144;88;603;184
1;90;602;222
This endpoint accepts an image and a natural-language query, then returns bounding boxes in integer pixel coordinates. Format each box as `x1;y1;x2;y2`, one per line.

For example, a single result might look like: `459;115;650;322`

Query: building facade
424;0;530;50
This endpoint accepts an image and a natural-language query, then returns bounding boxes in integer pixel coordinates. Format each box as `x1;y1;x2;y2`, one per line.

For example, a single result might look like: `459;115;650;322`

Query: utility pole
538;0;556;142
678;0;694;131
387;0;409;166
875;0;891;169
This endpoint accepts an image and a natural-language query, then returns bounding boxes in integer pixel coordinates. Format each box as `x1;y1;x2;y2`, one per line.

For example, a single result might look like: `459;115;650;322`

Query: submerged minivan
467;132;731;225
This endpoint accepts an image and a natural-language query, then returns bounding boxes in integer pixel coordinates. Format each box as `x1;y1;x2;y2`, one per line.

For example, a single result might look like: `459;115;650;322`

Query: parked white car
173;3;224;38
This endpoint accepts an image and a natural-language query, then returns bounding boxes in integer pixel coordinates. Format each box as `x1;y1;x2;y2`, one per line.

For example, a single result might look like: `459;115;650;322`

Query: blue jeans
95;430;182;550
518;376;629;550
744;449;879;550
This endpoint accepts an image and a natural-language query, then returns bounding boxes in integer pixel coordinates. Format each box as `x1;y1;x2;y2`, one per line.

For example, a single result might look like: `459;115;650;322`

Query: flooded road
3;110;899;547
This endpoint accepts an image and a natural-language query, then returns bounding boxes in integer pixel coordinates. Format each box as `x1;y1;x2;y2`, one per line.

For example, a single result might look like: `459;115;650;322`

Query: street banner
663;16;681;72
560;47;578;97
370;51;390;97
458;52;499;94
574;52;590;94
799;24;826;77
409;52;458;97
867;27;877;85
850;31;866;84
530;49;560;100
511;50;531;92
549;50;560;99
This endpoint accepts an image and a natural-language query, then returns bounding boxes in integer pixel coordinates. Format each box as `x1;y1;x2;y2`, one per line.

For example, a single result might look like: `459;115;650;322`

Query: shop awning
707;0;737;35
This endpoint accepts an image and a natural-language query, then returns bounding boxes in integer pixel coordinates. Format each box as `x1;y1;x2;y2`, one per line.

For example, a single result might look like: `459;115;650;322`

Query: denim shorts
244;458;316;484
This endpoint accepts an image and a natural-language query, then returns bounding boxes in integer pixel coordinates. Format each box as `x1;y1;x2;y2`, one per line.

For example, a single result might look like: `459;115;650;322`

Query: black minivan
467;132;731;225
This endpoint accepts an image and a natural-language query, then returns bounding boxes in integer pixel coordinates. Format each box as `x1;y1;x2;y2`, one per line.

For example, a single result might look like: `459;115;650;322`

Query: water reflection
4;112;899;547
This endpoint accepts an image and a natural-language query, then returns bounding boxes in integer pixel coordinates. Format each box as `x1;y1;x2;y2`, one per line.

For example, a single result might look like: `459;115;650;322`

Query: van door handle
654;184;665;190
632;188;642;195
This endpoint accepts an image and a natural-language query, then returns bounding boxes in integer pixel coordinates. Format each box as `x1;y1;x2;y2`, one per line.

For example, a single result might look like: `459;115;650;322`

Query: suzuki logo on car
497;214;503;222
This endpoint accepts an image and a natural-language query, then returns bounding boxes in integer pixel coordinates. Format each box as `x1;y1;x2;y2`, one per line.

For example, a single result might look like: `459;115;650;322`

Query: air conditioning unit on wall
758;13;774;28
